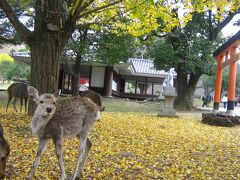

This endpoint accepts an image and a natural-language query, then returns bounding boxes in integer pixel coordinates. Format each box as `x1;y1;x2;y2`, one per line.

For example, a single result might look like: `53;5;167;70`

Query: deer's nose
46;107;52;113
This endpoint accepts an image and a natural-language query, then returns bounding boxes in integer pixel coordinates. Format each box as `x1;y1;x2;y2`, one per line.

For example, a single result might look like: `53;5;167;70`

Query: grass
0;91;163;114
102;97;162;113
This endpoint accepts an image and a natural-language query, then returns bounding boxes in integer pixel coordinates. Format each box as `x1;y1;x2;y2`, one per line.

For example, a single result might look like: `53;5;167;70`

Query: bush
0;60;30;81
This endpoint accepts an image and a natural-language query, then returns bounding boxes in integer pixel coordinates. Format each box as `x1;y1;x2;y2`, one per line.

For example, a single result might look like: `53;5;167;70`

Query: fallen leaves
1;108;240;179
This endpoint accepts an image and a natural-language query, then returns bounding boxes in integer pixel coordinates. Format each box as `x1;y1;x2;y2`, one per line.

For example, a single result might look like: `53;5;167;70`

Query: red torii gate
213;31;240;115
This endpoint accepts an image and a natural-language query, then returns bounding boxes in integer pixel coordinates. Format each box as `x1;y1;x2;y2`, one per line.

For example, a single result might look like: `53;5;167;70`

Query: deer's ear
54;89;61;99
27;86;39;102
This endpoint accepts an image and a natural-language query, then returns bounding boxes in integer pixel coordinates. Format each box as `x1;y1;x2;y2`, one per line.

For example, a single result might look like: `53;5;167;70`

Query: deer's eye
53;102;56;105
40;101;44;104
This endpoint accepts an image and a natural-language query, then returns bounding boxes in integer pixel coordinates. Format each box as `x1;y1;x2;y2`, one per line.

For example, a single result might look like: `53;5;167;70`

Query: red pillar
227;47;238;115
213;55;224;112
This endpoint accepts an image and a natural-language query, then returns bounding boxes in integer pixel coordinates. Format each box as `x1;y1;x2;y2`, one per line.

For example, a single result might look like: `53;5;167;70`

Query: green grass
1;89;206;114
102;97;162;113
0;91;163;114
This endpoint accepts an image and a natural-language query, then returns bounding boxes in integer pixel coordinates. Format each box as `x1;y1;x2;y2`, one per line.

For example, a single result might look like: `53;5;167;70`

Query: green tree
0;60;30;81
148;12;225;110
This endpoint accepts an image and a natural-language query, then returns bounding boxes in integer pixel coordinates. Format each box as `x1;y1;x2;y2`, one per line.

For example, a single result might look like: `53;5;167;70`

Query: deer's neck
31;113;51;134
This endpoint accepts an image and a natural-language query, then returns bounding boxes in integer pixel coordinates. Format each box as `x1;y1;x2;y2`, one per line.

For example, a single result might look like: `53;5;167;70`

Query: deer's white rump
27;86;100;180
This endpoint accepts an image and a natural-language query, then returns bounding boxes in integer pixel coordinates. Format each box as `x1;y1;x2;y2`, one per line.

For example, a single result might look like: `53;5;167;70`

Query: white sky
221;14;240;37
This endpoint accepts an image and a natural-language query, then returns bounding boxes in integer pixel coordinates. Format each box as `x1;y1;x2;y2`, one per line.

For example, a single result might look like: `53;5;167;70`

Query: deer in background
80;90;105;112
0;124;10;179
27;86;100;180
6;82;29;113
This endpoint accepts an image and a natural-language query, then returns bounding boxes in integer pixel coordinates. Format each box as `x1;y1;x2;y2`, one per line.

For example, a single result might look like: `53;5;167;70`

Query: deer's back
41;97;99;138
80;90;102;108
8;83;28;98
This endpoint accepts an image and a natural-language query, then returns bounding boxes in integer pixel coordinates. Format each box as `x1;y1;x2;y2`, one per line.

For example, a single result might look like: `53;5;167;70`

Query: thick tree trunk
28;33;65;115
26;0;74;115
174;69;201;110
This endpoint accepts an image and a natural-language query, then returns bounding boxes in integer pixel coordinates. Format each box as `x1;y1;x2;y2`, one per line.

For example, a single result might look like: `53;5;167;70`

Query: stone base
202;113;240;127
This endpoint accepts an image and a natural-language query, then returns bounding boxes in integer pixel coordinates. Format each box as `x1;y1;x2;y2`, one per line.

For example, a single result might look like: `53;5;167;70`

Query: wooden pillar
104;66;113;96
227;47;238;115
213;55;224;112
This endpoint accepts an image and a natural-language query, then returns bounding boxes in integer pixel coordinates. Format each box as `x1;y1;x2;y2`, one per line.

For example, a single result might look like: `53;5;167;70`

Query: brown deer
80;90;105;112
6;82;29;113
27;86;100;180
0;124;10;179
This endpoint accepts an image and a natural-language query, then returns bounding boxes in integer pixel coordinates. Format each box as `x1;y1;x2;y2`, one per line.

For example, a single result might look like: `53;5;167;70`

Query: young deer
80;90;105;112
0;124;10;179
27;86;100;180
6;82;29;113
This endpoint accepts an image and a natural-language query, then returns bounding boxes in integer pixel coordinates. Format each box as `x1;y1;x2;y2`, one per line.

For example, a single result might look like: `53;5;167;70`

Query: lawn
1;106;240;179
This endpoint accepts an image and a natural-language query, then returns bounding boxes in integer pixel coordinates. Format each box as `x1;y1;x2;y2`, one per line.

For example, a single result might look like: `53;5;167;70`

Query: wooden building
12;52;171;100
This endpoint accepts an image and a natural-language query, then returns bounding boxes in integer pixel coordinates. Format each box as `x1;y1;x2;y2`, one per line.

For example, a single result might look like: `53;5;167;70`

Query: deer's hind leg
12;97;18;112
78;137;92;173
24;97;28;113
28;138;48;180
71;131;90;179
20;98;23;113
53;137;66;180
6;95;13;112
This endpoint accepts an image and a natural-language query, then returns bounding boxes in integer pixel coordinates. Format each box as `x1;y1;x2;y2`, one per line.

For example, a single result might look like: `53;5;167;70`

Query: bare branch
72;0;94;20
0;0;32;44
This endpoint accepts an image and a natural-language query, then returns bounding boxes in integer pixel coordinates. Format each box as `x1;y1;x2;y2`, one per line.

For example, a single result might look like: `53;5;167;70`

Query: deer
6;82;29;113
27;86;100;180
0;124;10;179
80;90;105;112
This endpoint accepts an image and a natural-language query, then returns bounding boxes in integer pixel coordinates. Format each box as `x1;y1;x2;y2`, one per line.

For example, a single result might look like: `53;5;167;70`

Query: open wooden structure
213;31;240;115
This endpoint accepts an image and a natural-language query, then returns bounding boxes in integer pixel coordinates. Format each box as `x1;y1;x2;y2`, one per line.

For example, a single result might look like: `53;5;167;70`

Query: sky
221;14;240;37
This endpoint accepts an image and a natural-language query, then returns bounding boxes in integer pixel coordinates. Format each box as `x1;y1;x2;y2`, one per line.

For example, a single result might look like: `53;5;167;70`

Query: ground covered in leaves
1;108;240;179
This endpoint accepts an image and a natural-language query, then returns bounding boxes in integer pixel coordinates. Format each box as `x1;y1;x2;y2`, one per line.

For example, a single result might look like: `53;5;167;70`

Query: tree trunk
72;54;82;96
28;33;65;115
26;0;74;115
174;69;201;110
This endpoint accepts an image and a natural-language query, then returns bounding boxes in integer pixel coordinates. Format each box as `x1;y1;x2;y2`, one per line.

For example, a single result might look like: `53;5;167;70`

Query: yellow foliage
1;108;240;179
85;0;240;36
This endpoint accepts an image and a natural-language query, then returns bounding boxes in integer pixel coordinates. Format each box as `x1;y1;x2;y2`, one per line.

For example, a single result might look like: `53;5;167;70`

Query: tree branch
72;0;94;21
0;0;32;44
216;9;240;33
76;0;122;20
210;9;240;40
0;36;20;45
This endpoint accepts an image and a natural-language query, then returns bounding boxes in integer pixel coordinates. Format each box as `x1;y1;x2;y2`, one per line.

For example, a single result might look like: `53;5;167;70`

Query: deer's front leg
28;138;48;180
53;138;66;180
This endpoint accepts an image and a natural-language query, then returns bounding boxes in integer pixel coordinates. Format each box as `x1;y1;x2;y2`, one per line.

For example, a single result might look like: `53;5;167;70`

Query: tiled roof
129;58;167;75
12;52;31;57
11;52;172;76
213;30;240;57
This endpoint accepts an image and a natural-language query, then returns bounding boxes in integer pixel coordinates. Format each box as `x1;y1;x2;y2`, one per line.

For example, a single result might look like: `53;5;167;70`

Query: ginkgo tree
0;0;239;114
